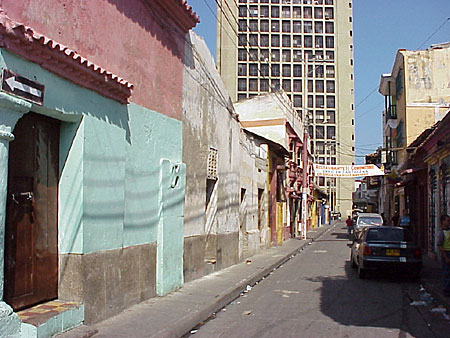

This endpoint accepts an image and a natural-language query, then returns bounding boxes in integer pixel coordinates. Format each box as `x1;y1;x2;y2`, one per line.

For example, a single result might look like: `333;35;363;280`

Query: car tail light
362;244;372;256
413;248;421;258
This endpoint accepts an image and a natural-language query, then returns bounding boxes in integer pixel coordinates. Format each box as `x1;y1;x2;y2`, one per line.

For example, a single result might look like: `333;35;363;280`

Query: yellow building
378;42;450;220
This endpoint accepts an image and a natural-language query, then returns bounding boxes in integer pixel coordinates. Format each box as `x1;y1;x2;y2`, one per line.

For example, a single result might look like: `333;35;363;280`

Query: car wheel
358;261;366;279
350;252;357;269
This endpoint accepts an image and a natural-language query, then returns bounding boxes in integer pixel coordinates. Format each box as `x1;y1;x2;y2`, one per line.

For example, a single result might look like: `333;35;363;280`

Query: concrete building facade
182;31;241;282
217;0;355;217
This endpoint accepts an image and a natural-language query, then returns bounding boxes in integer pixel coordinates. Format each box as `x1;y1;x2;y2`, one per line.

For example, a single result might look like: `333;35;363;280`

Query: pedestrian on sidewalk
346;215;353;236
437;214;450;297
392;212;400;227
399;209;410;227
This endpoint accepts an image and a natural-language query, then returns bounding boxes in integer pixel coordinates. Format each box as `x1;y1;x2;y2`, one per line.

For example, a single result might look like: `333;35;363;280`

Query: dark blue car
350;226;422;279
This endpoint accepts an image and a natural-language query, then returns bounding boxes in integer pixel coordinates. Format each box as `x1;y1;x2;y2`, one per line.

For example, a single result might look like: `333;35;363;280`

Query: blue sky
187;0;450;162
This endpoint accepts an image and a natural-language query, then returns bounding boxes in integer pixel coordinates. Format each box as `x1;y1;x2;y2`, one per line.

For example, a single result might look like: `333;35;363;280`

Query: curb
60;224;337;338
159;223;336;338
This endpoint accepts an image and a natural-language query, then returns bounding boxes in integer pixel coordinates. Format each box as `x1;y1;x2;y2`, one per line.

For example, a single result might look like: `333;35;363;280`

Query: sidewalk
56;223;335;338
420;253;450;312
57;221;450;338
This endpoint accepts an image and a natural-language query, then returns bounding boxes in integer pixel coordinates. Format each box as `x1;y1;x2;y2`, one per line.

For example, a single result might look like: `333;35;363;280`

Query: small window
238;49;247;61
271;20;280;32
316;126;324;139
239;6;248;17
238;20;247;32
238;78;247;91
260;20;269;32
249;63;258;76
272;64;280;77
207;147;218;180
282;79;291;92
327;110;336;124
282;50;291;62
238;64;247;76
282;64;291;77
326;36;334;49
326;95;335;108
293;95;302;107
272;6;280;18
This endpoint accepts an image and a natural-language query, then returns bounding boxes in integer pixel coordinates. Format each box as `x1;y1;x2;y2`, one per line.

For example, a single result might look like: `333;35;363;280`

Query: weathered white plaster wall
182;31;240;273
238;131;269;258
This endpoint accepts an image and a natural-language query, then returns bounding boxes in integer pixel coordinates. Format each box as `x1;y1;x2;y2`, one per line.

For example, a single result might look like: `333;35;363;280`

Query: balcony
386;104;397;121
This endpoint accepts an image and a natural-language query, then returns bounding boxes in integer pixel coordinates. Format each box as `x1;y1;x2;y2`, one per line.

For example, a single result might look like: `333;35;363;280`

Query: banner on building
313;164;385;177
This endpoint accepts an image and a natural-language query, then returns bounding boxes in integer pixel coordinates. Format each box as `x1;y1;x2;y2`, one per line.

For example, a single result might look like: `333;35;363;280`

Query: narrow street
188;223;450;338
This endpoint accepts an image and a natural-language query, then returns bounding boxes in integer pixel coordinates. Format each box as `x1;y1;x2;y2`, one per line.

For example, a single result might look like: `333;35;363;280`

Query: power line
417;17;450;49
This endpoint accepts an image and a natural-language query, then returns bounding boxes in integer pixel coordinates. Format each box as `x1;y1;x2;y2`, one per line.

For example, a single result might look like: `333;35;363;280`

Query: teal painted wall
124;104;182;248
0;49;185;294
59;120;84;254
157;160;186;295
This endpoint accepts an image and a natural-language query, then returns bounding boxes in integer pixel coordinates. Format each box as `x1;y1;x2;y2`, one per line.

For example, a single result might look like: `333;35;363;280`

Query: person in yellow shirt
437;214;450;296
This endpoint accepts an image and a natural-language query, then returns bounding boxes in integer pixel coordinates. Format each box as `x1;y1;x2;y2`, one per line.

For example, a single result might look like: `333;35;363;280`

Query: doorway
4;112;60;311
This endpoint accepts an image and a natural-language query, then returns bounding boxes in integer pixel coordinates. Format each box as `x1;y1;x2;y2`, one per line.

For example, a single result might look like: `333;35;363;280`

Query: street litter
419;285;425;292
246;259;252;264
430;307;446;314
246;285;252;291
419;292;434;302
242;310;252;315
190;330;198;334
410;301;427;306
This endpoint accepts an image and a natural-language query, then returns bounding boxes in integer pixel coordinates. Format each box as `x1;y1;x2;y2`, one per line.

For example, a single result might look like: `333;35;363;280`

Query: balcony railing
386;104;397;121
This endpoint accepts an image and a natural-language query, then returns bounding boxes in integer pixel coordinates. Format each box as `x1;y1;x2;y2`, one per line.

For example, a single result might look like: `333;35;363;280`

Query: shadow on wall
106;0;184;60
184;170;240;224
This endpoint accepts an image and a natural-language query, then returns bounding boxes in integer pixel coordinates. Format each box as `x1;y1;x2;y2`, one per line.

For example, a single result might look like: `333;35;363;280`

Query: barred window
207;147;218;180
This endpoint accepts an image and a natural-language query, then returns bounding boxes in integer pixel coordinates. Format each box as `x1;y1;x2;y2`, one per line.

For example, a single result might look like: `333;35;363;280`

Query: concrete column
0;93;31;336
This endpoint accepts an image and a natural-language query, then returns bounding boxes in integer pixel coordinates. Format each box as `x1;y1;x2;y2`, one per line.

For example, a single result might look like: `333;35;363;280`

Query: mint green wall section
59;120;84;254
157;159;186;295
82;115;126;253
123;104;183;248
0;50;185;260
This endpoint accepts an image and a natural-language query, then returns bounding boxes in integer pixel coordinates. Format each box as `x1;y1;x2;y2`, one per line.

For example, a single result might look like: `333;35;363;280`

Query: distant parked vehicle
353;213;383;235
350;226;422;279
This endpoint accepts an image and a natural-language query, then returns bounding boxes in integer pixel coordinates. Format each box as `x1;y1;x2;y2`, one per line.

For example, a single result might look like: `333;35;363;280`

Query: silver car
354;213;383;235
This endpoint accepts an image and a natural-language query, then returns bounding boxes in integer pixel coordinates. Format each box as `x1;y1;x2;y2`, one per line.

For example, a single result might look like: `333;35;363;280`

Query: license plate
386;249;400;256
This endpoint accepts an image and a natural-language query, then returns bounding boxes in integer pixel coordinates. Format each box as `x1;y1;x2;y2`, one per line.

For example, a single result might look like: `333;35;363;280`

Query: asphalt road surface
187;223;450;338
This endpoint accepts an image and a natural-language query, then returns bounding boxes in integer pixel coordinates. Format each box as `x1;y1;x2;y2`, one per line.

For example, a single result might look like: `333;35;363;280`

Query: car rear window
358;217;382;226
366;228;405;242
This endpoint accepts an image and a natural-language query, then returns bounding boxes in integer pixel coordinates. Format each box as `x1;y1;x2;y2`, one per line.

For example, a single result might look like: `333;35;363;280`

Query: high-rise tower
217;0;355;216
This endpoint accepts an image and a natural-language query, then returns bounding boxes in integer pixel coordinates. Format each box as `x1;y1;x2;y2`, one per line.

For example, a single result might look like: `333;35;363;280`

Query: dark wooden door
4;112;59;311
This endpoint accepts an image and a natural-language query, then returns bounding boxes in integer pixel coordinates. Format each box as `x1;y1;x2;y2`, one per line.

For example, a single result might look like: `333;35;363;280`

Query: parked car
353;213;383;235
350;226;422;279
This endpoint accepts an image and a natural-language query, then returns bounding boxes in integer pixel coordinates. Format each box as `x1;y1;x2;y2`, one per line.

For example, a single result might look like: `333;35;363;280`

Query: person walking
399;209;410;227
346;215;353;236
392;212;400;227
437;214;450;297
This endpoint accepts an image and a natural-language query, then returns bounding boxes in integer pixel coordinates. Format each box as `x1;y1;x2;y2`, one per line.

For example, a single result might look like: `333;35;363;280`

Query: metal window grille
207;147;218;180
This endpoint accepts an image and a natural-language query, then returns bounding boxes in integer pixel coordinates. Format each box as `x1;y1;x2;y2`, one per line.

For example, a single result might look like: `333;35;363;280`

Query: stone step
17;300;84;338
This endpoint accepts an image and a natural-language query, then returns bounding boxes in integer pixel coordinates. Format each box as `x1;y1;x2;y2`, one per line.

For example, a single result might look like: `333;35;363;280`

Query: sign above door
1;68;45;105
